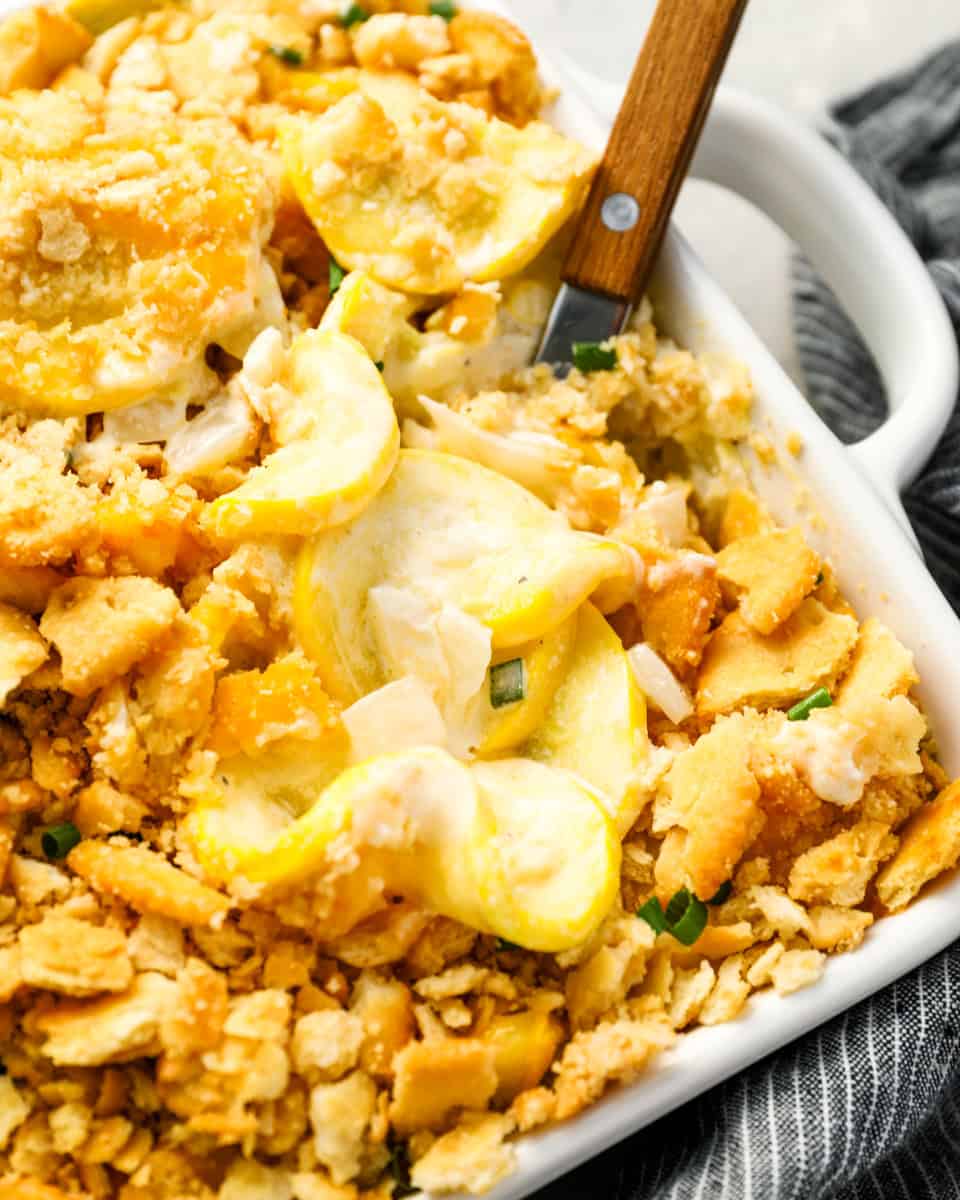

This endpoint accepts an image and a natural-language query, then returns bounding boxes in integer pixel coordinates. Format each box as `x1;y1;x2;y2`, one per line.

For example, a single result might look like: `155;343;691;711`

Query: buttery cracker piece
509;1086;556;1133
9;855;71;906
411;1113;516;1196
668;960;715;1029
745;941;784;988
292;1010;364;1082
876;779;960;912
67;840;229;927
565;916;654;1029
716;527;820;635
668;921;756;968
219;1160;294;1200
128;913;186;976
0;564;63;613
0;944;21;1003
654;715;762;902
639;551;720;672
0;603;47;705
553;1015;675;1121
805;906;873;952
717;487;773;548
0;7;92;95
18;915;133;996
390;1038;497;1133
0;1074;29;1150
36;971;178;1066
352;14;451;71
0;422;98;569
72;780;147;838
770;949;825;996
697;599;859;717
699;954;751;1026
309;1069;377;1185
788;820;898;907
40;577;181;697
448;10;542;124
836;618;918;708
350;970;414;1081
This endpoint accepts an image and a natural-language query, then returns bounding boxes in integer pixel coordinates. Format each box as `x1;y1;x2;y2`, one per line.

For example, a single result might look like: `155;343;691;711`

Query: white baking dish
0;0;955;1193
435;4;960;1198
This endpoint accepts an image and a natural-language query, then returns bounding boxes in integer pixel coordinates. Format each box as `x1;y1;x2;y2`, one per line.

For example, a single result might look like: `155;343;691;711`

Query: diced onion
164;388;256;479
635;481;689;547
627;642;693;725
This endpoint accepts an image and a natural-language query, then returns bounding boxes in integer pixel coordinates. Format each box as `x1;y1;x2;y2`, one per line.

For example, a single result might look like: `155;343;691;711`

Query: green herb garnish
708;880;732;906
638;887;708;946
572;341;617;373
495;937;519;952
268;44;304;65
787;686;833;722
814;571;825;586
490;658;526;709
636;896;668;936
329;258;346;296
375;360;385;373
429;0;457;18
42;822;81;861
664;887;708;945
340;3;369;26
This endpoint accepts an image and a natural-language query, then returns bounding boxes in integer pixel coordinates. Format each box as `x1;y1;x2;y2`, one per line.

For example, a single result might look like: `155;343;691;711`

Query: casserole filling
1;2;958;1197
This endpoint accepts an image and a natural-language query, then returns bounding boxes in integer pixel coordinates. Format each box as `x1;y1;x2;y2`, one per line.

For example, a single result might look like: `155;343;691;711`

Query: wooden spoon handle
563;0;748;303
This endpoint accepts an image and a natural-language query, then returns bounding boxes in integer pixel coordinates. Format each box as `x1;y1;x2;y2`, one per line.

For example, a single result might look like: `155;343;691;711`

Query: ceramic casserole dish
448;3;960;1197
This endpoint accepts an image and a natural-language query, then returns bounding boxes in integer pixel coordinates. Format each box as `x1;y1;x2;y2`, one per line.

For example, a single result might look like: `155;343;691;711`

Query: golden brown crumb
40;576;181;697
876;779;960;911
716;527;821;635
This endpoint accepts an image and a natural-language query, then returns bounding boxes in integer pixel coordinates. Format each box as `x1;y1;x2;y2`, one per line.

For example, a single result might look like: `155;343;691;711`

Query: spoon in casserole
536;0;749;370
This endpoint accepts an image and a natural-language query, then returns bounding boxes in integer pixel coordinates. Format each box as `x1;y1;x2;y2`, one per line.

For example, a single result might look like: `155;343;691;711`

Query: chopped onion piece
164;387;256;479
627;642;693;725
635;481;689;547
403;396;575;504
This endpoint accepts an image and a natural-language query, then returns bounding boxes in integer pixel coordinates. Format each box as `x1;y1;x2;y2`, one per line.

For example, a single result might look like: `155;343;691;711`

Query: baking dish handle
689;86;959;535
542;54;957;532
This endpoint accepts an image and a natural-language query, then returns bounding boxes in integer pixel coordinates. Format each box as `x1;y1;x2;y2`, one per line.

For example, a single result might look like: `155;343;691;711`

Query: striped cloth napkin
544;40;960;1200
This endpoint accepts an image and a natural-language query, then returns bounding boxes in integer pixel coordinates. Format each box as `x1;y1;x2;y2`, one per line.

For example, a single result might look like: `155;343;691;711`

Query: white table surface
520;0;960;384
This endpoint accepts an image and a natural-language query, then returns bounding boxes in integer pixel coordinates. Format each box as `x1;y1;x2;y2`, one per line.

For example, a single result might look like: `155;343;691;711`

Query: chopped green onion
638;888;707;945
42;822;81;861
374;360;385;373
708;880;732;906
340;3;369;26
572;341;617;373
636;896;668;936
429;0;457;17
664;887;708;946
495;937;519;952
787;686;833;722
329;258;346;296
267;44;303;65
490;658;526;709
814;571;825;586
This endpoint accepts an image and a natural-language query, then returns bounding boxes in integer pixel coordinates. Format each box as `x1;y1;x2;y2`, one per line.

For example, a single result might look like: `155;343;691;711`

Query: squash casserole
0;2;959;1197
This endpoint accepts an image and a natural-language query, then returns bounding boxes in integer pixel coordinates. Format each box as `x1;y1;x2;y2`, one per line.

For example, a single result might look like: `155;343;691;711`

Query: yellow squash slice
187;746;619;952
207;329;399;540
476;615;578;757
0;91;272;417
279;78;597;294
294;449;637;703
320;270;477;411
528;603;649;834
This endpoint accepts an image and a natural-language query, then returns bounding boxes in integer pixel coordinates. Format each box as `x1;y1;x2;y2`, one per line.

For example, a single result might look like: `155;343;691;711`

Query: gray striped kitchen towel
542;39;960;1200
